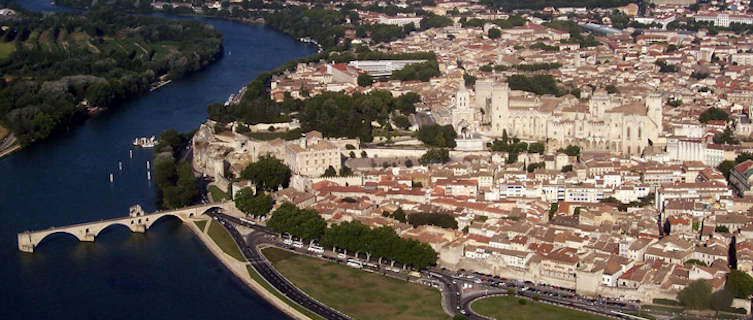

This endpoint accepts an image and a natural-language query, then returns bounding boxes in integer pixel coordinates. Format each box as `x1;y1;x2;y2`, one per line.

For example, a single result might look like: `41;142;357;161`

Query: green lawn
246;265;325;320
209;185;230;202
0;42;16;59
193;220;207;231
207;221;244;262
471;296;608;320
262;247;449;320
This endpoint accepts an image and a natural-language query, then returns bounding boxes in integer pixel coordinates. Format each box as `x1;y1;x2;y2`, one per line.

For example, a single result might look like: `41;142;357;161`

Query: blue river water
1;1;314;319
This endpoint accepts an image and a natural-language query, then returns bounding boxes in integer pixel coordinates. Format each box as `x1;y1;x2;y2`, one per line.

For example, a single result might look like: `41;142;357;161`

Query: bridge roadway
17;202;232;253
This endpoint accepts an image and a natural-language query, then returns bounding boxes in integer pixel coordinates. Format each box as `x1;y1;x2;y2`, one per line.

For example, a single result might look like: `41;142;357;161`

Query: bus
239;217;256;225
363;262;379;271
307;245;324;254
346;259;363;269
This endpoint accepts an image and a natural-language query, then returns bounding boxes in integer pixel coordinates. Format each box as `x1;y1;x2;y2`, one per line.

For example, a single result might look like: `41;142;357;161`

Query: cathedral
451;79;663;156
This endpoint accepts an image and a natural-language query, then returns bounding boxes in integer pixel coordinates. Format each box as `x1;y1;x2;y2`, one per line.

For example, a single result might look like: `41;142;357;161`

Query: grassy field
208;185;230;202
0;42;15;59
262;247;448;320
207;221;244;262
193;220;207;231
0;125;8;141
246;265;325;320
471;296;608;320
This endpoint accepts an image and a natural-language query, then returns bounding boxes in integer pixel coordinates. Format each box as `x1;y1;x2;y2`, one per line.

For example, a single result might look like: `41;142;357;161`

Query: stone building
453;79;663;156
285;131;342;177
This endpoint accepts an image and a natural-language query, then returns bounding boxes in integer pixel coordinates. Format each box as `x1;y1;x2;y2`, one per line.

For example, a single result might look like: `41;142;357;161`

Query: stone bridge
17;202;232;253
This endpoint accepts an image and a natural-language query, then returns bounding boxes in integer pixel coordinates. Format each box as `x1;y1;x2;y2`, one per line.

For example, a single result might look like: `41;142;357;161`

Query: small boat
133;136;157;148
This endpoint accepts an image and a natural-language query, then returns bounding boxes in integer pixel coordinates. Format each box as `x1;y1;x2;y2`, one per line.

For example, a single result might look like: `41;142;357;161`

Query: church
451;78;663;156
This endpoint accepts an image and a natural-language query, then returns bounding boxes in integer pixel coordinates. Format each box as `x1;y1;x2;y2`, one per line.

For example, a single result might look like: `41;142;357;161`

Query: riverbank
184;217;315;320
0;125;18;159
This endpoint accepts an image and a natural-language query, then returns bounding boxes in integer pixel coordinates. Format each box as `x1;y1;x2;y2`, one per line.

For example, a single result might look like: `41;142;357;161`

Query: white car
283;239;292;245
337;253;346;259
292;241;304;248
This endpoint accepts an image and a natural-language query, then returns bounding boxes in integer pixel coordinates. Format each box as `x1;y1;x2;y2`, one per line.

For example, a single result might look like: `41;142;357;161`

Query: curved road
206;210;351;320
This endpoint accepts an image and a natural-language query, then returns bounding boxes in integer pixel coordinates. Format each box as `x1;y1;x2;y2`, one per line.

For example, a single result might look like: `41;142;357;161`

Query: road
204;209;727;320
206;210;351;320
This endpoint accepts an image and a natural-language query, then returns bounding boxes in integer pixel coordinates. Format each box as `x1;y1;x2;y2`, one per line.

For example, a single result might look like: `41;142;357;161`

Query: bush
725;270;753;299
417;124;457;148
508;74;562;96
241;156;291;191
419;148;450;165
677;280;711;309
488;28;501;39
407;212;458;229
391;60;440;82
699;107;729;123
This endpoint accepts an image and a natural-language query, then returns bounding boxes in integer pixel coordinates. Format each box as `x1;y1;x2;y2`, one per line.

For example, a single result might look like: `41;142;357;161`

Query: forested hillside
0;9;223;146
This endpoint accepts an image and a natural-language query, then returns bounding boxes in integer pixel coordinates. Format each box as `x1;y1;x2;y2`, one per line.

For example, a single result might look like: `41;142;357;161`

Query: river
1;1;315;319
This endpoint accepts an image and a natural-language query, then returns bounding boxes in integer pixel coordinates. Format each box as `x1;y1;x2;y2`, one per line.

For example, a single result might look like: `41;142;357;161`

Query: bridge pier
131;224;146;233
17;232;34;253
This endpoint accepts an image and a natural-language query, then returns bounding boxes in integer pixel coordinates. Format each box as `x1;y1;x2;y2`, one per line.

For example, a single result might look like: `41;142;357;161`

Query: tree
699;107;729;123
392;114;411;129
718;160;736;179
710;289;734;317
323;165;337;177
419;148;450;165
234;187;273;217
716;225;730;233
405;159;413;168
726;270;753;298
663;218;671;236
667;98;683;107
241;156;291;191
730;236;738;270
605;84;619;94
407;212;458;229
736;152;753;164
267;202;326;241
548;202;558;219
558;145;581;157
339;165;353;177
391;207;406;223
463;73;477;87
487;28;501;39
677;280;712;309
713;127;739;145
357;73;373;87
417;124;457;148
527;142;545;154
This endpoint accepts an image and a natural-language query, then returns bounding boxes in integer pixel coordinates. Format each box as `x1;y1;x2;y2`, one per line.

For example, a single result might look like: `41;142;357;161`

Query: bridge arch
94;222;135;238
200;206;223;216
144;213;186;229
34;231;85;250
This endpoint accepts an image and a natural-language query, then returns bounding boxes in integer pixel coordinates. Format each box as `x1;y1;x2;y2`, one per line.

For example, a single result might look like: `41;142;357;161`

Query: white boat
133;136;157;148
